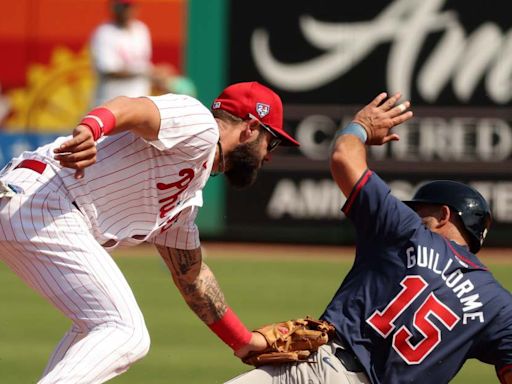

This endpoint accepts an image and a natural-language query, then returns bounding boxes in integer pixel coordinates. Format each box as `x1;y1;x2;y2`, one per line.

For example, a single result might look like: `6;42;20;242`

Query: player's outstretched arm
156;245;267;357
53;96;161;178
330;92;413;198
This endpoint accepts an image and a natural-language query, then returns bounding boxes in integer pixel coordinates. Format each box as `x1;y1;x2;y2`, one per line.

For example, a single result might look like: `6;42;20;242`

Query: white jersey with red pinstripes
15;93;219;250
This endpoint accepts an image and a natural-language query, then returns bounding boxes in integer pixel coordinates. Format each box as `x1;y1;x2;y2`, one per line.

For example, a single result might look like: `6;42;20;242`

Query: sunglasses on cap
247;113;282;152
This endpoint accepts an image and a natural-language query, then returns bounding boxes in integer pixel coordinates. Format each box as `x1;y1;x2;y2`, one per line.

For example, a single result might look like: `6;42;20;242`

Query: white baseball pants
0;165;150;383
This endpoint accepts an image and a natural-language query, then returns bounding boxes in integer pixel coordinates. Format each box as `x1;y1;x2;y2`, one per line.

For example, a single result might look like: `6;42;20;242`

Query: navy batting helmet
403;180;492;254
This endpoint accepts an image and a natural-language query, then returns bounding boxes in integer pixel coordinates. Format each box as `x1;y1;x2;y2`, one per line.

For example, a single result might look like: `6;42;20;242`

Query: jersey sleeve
144;94;219;156
342;170;421;244
149;206;200;250
474;303;512;382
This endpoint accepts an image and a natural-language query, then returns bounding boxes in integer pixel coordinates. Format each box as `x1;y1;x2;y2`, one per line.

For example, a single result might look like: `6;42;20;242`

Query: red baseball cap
212;81;299;147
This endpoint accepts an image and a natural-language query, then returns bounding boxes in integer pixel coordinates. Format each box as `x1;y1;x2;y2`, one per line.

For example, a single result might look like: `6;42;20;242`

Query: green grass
0;245;509;383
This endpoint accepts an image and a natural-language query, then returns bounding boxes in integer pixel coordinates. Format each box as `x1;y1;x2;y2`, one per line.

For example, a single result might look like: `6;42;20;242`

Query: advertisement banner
224;0;512;246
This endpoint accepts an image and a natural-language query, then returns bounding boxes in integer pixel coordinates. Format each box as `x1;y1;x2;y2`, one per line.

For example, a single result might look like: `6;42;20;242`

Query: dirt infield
113;242;512;264
202;242;512;263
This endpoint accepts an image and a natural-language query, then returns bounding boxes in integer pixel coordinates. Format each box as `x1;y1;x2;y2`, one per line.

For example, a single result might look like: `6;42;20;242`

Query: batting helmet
403;180;492;254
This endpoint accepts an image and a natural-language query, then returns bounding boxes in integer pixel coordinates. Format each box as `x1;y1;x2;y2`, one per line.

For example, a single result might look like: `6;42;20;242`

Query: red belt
14;159;47;174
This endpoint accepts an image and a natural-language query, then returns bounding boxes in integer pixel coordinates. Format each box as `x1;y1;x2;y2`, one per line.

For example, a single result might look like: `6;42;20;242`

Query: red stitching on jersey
342;169;373;215
444;239;487;270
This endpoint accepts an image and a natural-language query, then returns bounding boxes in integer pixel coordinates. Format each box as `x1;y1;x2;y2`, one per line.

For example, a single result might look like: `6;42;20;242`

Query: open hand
53;125;97;179
354;92;413;145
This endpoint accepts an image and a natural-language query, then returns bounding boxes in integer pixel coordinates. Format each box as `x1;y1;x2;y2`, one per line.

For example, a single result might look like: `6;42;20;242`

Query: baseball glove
242;317;336;367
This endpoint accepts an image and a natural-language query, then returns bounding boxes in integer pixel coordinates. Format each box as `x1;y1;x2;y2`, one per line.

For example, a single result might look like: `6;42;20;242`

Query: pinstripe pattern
18;94;218;250
0;167;149;383
0;94;219;383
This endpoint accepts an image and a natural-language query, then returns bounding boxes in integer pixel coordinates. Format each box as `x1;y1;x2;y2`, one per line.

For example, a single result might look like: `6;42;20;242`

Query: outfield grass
0;244;508;383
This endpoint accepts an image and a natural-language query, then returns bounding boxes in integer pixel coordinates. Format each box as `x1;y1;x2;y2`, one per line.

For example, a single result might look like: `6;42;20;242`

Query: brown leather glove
242;317;336;367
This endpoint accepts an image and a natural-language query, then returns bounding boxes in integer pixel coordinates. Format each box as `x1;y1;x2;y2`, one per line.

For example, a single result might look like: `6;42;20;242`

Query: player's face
224;131;266;189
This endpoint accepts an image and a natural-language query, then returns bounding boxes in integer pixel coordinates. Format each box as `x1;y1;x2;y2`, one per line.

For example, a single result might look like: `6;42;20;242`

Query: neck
213;140;225;174
435;226;469;250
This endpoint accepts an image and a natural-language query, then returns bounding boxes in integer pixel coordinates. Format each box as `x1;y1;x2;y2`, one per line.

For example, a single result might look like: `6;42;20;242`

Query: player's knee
137;322;151;359
125;320;151;363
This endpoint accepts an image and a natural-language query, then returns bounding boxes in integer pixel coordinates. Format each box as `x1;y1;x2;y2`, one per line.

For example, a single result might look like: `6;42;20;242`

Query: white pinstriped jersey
12;94;219;250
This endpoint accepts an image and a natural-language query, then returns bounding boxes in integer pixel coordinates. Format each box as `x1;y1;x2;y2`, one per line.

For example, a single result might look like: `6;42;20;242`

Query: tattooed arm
156;245;267;356
156;245;227;323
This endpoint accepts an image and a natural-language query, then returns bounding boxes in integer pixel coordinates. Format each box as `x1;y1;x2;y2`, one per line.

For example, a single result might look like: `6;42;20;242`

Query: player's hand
353;92;413;145
53;125;97;179
234;332;267;359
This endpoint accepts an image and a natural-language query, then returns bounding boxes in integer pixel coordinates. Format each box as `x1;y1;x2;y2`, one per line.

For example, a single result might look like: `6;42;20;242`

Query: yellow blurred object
6;47;94;132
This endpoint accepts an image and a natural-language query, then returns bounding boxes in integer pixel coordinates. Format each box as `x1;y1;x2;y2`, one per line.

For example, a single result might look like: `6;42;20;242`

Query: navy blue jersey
321;170;512;384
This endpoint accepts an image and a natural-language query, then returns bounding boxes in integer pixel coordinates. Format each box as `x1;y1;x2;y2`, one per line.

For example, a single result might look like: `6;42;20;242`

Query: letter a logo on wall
256;102;270;118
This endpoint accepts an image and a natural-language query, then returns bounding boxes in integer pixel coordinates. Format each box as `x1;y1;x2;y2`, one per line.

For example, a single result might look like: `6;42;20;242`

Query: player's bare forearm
330;135;368;198
157;245;228;324
102;96;160;140
53;96;160;179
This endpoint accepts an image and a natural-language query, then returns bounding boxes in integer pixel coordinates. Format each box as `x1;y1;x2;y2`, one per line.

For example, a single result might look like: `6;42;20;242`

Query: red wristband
208;308;252;351
80;107;116;141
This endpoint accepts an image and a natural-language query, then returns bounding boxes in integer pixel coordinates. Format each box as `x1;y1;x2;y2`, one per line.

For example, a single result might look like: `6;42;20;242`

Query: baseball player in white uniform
0;81;298;383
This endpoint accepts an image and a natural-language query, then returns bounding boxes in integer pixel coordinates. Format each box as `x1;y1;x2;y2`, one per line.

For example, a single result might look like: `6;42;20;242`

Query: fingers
52;124;97;179
54;125;94;155
74;169;85;180
379;92;402;111
54;133;89;154
370;92;388;107
392;110;414;126
54;144;96;162
57;154;96;169
382;133;401;144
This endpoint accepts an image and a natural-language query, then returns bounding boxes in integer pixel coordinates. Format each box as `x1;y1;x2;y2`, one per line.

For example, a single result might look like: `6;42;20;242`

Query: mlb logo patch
212;101;221;109
256;103;270;118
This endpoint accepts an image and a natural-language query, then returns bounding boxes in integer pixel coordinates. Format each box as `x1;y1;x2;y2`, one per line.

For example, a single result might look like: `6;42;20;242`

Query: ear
239;119;260;142
437;205;452;227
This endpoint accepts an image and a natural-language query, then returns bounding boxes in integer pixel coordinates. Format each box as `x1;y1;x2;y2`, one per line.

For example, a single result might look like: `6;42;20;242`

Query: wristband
335;122;368;144
208;308;252;351
79;107;116;141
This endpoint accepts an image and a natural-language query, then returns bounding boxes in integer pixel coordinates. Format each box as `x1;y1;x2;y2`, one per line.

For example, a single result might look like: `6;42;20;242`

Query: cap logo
256;103;270;118
212;101;221;109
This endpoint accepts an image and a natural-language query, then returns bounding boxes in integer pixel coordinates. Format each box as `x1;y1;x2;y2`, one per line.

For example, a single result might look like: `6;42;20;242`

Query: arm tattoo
156;245;228;324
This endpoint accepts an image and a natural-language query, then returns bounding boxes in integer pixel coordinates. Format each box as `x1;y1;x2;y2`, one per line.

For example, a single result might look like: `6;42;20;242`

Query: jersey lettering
367;275;460;364
157;168;195;219
367;275;427;337
406;245;484;323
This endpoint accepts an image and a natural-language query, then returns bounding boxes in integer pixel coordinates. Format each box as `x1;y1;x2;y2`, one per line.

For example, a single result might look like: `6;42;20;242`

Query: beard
224;134;263;189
